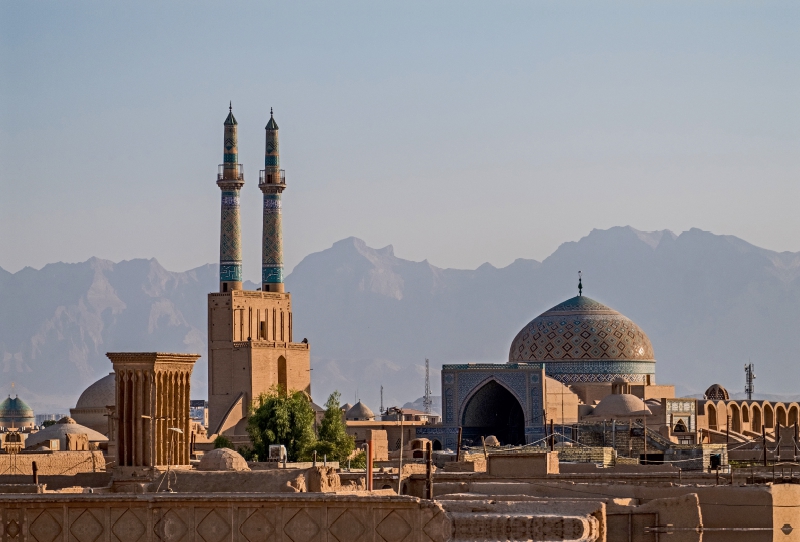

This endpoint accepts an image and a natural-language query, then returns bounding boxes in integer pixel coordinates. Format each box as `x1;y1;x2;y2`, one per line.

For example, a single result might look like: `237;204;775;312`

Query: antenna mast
380;385;384;414
423;359;432;414
745;363;756;401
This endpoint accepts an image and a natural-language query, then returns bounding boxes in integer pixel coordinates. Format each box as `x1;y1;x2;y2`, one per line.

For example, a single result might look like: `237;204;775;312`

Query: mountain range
3;226;800;413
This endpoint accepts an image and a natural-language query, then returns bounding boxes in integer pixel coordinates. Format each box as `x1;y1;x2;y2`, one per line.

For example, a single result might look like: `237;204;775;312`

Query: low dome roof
198;448;249;471
25;419;108;449
509;296;655;363
346;401;375;421
75;373;115;410
590;394;652;418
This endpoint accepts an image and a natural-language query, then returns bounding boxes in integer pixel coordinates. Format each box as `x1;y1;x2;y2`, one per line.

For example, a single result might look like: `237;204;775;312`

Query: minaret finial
270;107;273;116
578;271;583;297
229;101;232;112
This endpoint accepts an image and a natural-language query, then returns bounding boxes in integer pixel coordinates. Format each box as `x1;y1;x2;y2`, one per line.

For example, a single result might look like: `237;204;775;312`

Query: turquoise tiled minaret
217;103;244;292
260;108;286;293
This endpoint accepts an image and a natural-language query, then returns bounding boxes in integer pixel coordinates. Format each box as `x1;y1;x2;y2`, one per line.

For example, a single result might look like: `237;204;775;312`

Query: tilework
223;122;237;163
262;194;283;284
545;360;655;383
219;190;242;283
444;388;454;423
264;156;279;167
456;371;526;410
509;296;655;363
220;264;242;282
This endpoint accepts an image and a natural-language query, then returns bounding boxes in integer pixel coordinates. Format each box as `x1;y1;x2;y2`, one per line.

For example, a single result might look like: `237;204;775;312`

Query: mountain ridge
3;225;800;413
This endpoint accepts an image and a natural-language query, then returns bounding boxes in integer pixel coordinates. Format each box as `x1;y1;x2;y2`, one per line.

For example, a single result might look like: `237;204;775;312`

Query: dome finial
578;271;583;296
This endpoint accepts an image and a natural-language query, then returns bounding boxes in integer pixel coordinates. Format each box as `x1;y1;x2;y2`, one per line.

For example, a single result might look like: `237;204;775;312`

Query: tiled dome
0;396;35;427
509;296;656;383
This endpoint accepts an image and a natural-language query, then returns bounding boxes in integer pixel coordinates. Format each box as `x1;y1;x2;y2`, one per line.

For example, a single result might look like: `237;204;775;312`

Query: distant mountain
4;226;800;414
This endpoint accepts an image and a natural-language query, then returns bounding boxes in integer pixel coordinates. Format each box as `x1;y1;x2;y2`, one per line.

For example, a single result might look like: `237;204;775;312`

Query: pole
549;419;555;452
456;427;462;462
777;422;782;462
763;424;768;467
425;441;433;499
726;415;730;444
397;409;404;494
481;436;488;461
366;441;373;492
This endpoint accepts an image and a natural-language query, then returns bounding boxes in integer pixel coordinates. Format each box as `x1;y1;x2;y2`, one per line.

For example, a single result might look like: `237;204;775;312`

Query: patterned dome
509;296;656;383
0;396;35;427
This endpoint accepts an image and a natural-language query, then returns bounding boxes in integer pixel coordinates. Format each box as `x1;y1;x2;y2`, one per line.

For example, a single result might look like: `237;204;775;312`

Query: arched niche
461;379;525;446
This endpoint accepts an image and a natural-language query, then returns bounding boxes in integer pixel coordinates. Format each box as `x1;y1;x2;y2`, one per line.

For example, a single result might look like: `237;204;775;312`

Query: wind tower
217;103;244;292
260;108;286;293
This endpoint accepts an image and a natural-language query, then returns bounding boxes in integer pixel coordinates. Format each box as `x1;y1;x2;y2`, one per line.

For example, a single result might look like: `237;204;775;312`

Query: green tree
310;391;355;464
41;420;57;428
247;387;316;461
213;435;234;449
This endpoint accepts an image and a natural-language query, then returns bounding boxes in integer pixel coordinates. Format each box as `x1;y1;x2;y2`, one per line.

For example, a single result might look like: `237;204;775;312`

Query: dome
198;448;250;471
0;395;35;428
589;394;652;419
341;403;353;412
75;373;115;409
24;419;108;449
345;401;375;421
71;373;116;436
704;384;729;401
509;295;655;383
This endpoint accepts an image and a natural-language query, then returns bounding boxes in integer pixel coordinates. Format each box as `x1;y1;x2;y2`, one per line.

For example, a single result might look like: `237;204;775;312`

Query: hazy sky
2;2;798;280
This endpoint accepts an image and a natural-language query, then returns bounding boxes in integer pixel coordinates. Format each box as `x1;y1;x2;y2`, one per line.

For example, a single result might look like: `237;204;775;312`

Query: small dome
198;448;250;471
590;394;652;419
0;395;35;428
484;435;500;447
24;419;107;449
75;373;115;409
341;403;353;412
704;384;729;401
345;401;375;421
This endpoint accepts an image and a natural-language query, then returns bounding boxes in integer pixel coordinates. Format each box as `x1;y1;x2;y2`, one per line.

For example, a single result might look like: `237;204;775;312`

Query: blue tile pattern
262;194;283;284
219;190;242;283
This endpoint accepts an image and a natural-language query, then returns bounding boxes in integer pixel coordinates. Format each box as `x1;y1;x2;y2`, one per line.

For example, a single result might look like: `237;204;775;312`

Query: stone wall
556;446;614;466
0;493;451;542
0;452;105;476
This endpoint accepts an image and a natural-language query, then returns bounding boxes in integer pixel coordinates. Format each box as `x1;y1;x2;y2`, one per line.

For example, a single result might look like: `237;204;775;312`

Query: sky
1;1;798;281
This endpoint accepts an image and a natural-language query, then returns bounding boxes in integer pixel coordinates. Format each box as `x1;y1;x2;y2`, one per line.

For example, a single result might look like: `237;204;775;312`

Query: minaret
217;103;244;292
260;108;286;293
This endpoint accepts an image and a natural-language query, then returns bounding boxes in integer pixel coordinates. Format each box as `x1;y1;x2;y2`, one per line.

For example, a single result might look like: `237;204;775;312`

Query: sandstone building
207;106;310;439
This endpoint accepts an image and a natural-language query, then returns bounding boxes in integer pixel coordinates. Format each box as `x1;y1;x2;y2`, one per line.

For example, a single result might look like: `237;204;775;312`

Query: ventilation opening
223;283;228;292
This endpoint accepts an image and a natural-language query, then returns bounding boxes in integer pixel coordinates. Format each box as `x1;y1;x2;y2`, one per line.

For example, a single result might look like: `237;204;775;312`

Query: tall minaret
217;103;244;292
260;108;285;293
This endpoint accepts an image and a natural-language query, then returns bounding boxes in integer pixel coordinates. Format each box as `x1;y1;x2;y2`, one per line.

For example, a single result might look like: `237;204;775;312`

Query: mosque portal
461;380;525;446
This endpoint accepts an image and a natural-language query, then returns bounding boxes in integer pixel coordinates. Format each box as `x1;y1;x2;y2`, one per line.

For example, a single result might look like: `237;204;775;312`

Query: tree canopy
247;387;316;461
309;391;355;463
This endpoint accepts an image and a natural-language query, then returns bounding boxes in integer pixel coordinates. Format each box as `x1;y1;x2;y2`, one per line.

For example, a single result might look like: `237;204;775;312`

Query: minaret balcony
259;169;286;187
218;164;244;181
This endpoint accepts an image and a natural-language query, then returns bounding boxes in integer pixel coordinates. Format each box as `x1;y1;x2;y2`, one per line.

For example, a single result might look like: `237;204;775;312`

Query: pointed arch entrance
461;380;525;446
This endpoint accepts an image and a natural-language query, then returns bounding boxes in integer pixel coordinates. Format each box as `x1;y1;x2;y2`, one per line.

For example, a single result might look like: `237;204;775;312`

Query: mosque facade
418;288;675;449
